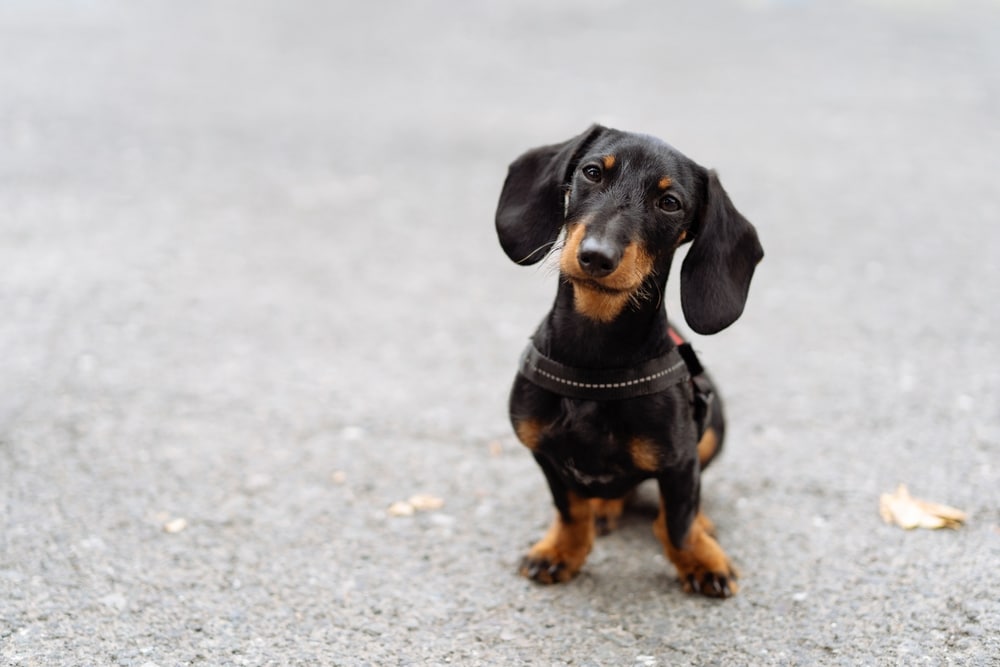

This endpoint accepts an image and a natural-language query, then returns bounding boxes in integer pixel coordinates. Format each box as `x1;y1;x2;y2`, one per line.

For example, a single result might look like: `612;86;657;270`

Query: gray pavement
2;0;999;665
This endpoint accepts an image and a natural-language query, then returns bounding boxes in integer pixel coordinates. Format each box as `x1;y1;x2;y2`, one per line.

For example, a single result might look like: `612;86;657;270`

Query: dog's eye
658;195;682;212
581;165;602;182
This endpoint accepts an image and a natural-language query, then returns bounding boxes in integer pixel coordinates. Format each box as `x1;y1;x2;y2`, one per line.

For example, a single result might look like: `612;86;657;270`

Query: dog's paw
593;515;617;537
518;530;592;584
678;562;739;598
520;495;595;584
591;497;627;536
518;552;579;584
654;510;739;598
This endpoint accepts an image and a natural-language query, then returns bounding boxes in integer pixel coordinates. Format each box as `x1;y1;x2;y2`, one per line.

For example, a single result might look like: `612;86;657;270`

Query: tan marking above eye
658;176;673;190
602;155;616;170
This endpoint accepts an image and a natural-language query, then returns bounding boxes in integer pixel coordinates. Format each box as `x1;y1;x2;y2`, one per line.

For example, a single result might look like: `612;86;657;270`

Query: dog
494;125;763;597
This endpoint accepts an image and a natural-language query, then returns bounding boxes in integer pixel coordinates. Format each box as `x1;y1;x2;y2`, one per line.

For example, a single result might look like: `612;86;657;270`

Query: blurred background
2;0;998;664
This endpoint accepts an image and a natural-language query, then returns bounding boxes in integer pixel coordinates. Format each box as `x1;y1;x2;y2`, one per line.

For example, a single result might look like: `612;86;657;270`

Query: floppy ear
495;125;605;264
680;170;764;334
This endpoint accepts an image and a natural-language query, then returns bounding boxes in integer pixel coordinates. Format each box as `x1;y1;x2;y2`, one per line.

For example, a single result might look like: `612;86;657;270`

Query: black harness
518;330;715;435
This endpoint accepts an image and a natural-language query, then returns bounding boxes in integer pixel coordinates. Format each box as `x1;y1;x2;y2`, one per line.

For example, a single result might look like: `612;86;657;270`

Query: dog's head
495;124;763;334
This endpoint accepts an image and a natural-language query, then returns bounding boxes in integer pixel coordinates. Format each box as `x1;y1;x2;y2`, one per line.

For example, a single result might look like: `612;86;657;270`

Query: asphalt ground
1;1;998;665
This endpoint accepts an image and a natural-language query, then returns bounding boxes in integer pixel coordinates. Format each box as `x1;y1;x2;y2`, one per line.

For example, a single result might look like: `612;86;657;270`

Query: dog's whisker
644;269;663;311
538;241;566;277
629;283;651;310
518;238;563;265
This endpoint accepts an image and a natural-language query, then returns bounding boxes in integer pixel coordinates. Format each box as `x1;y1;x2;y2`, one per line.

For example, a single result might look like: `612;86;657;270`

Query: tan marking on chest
514;419;545;451
697;427;719;467
629;437;661;472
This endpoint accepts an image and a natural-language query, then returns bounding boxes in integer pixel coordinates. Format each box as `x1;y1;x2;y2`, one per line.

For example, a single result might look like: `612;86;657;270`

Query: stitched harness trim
530;360;687;389
518;343;691;401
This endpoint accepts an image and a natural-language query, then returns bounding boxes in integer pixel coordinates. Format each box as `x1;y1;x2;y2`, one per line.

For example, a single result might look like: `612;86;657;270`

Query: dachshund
495;124;763;597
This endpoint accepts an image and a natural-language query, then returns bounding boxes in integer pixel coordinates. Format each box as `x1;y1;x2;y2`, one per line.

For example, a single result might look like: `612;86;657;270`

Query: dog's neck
533;275;674;370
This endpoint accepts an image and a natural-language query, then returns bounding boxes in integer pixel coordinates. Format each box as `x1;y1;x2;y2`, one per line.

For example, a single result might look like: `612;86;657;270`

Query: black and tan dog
495;125;763;597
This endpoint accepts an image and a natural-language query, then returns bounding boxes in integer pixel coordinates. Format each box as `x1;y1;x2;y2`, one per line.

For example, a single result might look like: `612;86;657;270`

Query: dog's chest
534;402;664;495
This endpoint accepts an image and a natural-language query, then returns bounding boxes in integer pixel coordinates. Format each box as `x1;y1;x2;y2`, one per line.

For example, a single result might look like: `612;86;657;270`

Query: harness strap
672;329;715;437
518;344;690;401
517;327;714;436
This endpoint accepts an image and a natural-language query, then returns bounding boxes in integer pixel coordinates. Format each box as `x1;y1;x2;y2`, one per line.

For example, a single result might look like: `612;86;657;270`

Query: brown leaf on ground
407;494;444;511
387;494;444;517
163;517;188;533
879;484;967;530
387;501;415;517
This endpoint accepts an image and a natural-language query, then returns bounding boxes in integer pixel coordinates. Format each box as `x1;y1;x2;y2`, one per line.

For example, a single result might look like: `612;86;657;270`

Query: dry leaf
408;494;444;511
879;484;967;530
163;517;188;533
387;501;415;517
387;494;444;517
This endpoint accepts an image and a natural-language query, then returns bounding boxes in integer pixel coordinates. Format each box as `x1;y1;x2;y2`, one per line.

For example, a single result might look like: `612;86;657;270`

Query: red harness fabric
667;326;686;347
667;326;713;438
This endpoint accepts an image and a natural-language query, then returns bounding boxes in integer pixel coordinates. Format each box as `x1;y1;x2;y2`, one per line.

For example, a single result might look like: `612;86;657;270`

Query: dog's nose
577;237;620;278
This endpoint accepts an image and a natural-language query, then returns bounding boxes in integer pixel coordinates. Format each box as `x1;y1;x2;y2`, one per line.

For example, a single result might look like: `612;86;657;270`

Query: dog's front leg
519;453;595;584
655;459;738;597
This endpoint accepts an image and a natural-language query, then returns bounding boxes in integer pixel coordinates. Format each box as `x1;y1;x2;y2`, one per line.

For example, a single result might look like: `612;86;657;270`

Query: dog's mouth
561;268;651;323
565;275;635;295
560;256;650;296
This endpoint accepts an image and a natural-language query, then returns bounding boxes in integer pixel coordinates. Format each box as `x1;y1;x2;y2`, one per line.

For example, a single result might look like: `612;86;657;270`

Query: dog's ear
495;125;606;264
680;170;764;334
